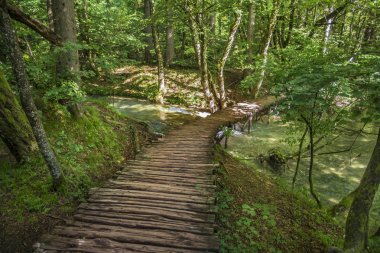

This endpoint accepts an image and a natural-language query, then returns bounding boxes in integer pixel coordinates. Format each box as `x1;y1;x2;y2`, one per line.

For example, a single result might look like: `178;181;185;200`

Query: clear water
96;96;210;133
228;118;380;234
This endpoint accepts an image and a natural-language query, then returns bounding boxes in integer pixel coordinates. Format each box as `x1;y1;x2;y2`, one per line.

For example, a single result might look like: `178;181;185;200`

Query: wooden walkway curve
34;97;273;253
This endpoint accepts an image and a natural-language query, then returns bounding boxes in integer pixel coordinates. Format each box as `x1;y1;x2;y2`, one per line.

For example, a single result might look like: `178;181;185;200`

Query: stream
227;118;380;234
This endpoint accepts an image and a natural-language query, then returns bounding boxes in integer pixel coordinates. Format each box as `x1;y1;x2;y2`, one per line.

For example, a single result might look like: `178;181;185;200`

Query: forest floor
83;64;244;108
0;101;154;253
215;147;344;253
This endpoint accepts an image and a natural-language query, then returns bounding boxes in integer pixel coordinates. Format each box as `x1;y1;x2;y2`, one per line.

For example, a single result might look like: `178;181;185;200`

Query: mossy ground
215;147;344;253
0;100;153;253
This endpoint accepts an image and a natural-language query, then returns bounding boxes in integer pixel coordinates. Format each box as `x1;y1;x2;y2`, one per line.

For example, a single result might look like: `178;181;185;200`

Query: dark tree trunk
344;127;380;252
246;2;256;64
0;0;63;188
51;0;79;81
51;0;81;118
144;0;153;64
165;6;175;67
149;0;165;104
0;70;36;162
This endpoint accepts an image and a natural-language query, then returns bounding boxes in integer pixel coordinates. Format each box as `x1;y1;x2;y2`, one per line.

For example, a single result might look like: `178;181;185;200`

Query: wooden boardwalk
34;98;272;253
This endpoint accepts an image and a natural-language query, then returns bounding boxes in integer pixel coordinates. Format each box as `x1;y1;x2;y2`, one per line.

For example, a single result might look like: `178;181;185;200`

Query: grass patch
0;101;152;253
215;146;344;253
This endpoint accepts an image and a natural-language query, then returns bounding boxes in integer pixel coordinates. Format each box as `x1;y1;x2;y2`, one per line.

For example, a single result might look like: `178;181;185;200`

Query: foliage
43;81;86;106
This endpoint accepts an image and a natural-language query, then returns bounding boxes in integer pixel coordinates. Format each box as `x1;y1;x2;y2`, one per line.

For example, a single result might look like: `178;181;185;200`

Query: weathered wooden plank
104;180;214;196
89;188;215;204
86;196;215;213
73;214;214;235
118;169;215;180
51;226;219;251
38;235;209;253
77;203;215;223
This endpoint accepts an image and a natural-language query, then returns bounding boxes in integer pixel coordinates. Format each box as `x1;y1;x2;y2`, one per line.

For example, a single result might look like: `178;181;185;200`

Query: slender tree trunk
0;0;62;188
308;124;322;208
253;1;279;98
284;0;295;47
217;11;242;109
190;18;201;68
180;31;186;59
144;0;153;64
149;0;165;104
199;27;215;112
292;126;308;189
323;7;334;54
165;5;175;67
246;2;256;64
0;70;37;162
344;127;380;252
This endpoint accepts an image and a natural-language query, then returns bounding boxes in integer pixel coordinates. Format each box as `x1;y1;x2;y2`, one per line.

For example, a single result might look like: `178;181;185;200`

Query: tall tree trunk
252;1;279;98
144;0;153;64
0;0;62;188
51;0;81;118
344;127;380;252
284;0;295;47
165;9;175;67
323;7;334;54
217;10;242;109
51;0;79;80
246;2;256;64
77;0;97;74
190;18;201;68
0;70;37;162
307;123;322;208
149;0;165;104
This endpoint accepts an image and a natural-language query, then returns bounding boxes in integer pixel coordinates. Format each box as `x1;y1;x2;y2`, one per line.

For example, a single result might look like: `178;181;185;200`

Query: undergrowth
0;100;152;252
215;146;344;253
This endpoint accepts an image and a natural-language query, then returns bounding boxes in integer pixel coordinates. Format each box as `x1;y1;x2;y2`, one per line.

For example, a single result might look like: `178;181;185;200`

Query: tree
0;0;63;188
252;0;279;98
149;0;166;104
51;0;82;118
165;1;175;67
144;0;154;64
217;9;242;109
344;127;380;252
0;70;37;162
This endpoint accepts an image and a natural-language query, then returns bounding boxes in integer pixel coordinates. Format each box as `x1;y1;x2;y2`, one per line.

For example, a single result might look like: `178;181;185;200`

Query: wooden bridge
34;98;272;253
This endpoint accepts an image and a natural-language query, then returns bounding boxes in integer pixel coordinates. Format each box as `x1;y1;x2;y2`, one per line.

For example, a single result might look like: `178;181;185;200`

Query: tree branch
7;3;61;45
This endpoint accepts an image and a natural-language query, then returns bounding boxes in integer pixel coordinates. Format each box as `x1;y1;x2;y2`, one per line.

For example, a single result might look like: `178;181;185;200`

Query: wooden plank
115;175;216;188
89;188;215;205
51;226;219;251
104;181;214;196
77;203;215;223
121;166;214;176
86;196;215;212
39;235;209;253
73;214;214;235
118;169;215;179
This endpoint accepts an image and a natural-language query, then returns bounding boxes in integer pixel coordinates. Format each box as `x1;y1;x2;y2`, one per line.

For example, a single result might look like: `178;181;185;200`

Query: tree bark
284;0;295;47
165;9;175;67
323;7;334;54
0;0;63;188
144;0;153;64
344;127;380;252
51;0;81;118
217;10;242;109
246;2;256;64
252;1;278;98
149;0;166;104
0;70;37;162
7;3;61;45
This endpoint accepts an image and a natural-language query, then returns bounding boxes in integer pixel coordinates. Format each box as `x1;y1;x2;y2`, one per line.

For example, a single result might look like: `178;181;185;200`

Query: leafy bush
43;81;86;105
